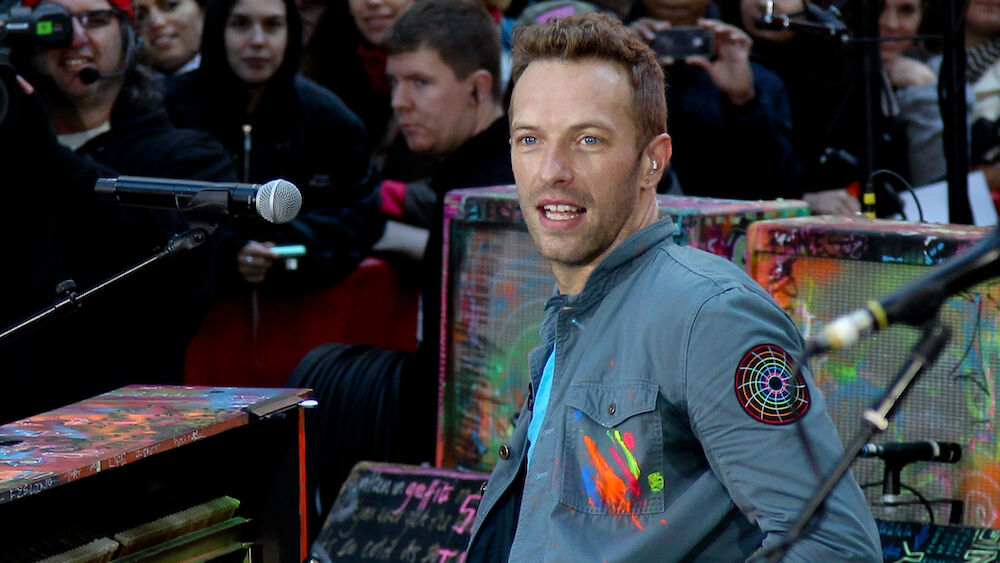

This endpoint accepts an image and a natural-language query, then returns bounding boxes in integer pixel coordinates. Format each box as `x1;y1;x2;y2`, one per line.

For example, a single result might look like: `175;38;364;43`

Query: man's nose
149;7;166;27
70;17;89;48
390;83;411;112
538;145;573;186
881;11;898;30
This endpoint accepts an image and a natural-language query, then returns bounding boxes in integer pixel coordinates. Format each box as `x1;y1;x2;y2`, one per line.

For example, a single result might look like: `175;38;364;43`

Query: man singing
467;13;881;562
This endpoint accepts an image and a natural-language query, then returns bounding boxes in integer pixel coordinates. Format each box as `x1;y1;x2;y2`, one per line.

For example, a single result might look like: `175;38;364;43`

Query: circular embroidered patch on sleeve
734;344;810;425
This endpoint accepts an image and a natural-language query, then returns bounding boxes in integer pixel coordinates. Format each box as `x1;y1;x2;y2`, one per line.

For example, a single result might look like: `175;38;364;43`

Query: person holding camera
625;0;803;202
0;0;236;423
734;0;913;216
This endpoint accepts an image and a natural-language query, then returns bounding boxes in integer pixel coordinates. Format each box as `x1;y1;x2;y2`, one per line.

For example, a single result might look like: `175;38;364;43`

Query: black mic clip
859;440;962;499
753;2;851;43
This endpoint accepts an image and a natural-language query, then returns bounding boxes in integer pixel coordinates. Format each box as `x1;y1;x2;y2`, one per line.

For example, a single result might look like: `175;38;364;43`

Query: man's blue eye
582;136;599;145
520;136;537;145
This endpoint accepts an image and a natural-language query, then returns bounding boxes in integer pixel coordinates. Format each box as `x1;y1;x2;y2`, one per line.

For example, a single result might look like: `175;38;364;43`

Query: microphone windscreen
79;68;101;85
257;179;302;223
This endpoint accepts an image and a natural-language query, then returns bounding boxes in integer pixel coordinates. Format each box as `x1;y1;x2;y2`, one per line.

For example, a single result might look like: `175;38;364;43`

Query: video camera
0;1;72;124
0;1;72;48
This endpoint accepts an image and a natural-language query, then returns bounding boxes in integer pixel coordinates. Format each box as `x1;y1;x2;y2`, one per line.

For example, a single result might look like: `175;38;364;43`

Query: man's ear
469;69;493;105
642;133;672;190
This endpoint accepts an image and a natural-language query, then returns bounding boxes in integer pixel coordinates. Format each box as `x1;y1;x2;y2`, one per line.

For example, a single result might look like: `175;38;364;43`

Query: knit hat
21;0;135;20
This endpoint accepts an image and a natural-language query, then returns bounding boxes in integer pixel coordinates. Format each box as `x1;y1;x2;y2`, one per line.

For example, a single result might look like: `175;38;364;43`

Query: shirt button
498;444;511;460
608;403;616;416
480;481;488;494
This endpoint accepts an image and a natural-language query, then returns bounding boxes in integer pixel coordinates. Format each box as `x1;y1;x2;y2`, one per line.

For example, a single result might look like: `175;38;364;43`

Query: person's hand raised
685;19;756;106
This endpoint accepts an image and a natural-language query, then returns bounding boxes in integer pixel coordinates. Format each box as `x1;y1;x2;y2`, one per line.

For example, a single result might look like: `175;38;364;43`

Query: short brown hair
383;0;503;102
510;12;667;150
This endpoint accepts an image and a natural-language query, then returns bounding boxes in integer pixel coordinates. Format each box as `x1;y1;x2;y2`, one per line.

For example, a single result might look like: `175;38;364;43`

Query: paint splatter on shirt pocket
561;381;664;521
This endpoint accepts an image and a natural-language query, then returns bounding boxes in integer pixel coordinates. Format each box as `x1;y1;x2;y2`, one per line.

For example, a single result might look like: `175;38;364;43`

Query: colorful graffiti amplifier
438;185;809;471
747;216;1000;527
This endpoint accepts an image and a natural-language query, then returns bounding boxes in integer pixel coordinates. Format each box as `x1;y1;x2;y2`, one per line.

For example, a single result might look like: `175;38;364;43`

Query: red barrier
185;257;420;388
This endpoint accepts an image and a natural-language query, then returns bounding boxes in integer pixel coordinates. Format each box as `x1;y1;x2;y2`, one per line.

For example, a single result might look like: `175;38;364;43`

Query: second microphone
95;176;303;224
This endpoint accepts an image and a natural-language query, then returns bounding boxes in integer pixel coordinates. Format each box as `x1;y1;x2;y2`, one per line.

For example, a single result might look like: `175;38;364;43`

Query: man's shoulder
749;59;790;99
632;243;773;309
294;76;362;123
433;117;514;191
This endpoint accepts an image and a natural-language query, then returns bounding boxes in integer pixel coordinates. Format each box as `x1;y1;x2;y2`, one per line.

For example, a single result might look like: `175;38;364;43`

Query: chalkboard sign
310;462;489;562
878;519;1000;562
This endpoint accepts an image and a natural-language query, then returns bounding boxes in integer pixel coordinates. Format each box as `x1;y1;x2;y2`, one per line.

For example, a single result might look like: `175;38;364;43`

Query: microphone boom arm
0;223;217;347
762;321;951;563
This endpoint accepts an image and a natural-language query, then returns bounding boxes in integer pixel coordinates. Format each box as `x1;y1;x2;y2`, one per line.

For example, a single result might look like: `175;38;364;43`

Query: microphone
79;66;125;84
811;227;1000;351
95;176;303;223
859;440;962;465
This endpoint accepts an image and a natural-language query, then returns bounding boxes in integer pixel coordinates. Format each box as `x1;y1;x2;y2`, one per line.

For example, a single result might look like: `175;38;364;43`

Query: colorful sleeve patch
734;344;810;425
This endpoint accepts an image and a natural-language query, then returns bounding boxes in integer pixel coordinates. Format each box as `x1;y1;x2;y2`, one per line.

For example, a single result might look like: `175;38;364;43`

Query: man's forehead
510;58;632;123
386;44;455;78
515;58;630;94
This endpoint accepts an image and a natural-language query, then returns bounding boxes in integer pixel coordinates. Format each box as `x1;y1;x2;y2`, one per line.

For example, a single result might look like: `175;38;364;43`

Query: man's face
640;0;708;25
136;0;204;74
510;59;664;285
387;45;481;159
32;0;125;101
224;0;288;85
348;0;414;45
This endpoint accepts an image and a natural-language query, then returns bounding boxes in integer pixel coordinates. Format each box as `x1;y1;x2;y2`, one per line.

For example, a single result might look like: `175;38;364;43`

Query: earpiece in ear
649;159;658;175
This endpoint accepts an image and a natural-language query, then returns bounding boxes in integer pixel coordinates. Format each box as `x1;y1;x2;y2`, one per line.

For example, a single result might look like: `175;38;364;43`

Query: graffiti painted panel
748;217;1000;527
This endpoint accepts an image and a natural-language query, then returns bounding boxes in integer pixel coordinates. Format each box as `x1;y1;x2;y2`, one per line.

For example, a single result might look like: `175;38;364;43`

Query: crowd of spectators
2;0;997;541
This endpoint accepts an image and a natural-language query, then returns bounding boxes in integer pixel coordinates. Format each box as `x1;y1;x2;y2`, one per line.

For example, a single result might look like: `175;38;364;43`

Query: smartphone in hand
652;26;715;59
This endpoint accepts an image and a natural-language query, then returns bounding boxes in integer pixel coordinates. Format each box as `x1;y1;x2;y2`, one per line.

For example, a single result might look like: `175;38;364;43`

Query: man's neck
551;197;660;296
434;101;504;162
47;92;117;135
476;102;504;139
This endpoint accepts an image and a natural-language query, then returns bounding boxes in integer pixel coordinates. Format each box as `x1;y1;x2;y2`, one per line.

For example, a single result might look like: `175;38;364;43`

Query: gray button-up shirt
468;219;881;562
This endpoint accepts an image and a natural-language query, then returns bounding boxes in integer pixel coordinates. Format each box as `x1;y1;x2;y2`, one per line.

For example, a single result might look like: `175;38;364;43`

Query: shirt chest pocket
561;381;665;515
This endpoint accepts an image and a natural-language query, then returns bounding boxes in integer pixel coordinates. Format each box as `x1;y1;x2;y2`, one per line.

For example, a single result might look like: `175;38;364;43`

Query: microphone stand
0;222;218;346
759;0;971;222
940;0;972;224
763;320;951;563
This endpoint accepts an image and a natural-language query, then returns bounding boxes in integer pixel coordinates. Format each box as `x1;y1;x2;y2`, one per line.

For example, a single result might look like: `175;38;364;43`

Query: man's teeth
64;58;89;67
543;204;583;220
